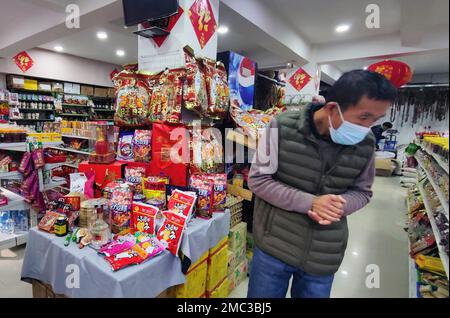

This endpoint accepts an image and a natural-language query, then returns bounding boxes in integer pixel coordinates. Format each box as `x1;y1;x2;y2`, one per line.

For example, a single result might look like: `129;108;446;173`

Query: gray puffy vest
253;106;375;276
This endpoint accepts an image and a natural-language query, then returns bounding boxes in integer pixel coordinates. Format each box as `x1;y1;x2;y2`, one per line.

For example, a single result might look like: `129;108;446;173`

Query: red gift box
78;161;126;197
151;123;189;187
117;161;152;176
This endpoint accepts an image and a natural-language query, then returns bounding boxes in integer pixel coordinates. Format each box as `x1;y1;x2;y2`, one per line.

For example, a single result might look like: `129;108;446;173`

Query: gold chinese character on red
288;68;312;92
188;0;217;49
13;51;34;73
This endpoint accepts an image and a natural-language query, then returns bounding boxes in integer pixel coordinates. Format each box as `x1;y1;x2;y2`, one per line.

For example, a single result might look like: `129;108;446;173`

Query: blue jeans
247;247;334;298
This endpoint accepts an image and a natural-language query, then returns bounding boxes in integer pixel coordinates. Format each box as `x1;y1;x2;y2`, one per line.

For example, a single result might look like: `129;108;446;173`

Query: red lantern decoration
368;60;413;88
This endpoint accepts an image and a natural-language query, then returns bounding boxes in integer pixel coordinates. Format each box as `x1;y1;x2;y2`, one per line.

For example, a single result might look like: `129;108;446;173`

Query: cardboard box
7;75;24;89
64;83;73;94
107;88;115;98
228;244;246;274
52;82;64;93
38;82;52;92
231;259;248;287
24;79;38;91
94;87;108;97
207;278;229;298
207;237;229;292
375;158;393;177
81;85;94;96
176;252;208;298
78;161;126;194
228;272;237;294
72;83;81;95
229;222;247;251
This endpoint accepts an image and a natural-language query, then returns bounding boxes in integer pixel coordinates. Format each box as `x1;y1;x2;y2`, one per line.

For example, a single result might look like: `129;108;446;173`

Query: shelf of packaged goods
43;177;67;191
409;253;418;298
421;147;449;175
418;182;449;279
0;141;63;152
0;171;22;180
61;134;96;141
8;88;54;95
0;187;29;212
59;113;90;118
92;109;114;112
44;162;67;170
62;163;79;169
17;108;55;112
10;119;54;122
416;157;449;220
47;146;91;156
61;104;91;108
0;231;29;251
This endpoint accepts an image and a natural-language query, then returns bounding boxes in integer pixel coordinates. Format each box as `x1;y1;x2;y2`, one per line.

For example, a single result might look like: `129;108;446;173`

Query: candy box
130;202;159;235
231;259;248;287
207;277;229;299
228;222;247;251
206;237;228;293
175;251;209;298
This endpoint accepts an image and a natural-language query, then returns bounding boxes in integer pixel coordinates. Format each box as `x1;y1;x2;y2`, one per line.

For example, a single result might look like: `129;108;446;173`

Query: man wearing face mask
247;70;398;298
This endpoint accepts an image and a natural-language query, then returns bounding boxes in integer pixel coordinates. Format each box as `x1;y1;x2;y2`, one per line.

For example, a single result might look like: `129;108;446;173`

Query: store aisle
229;176;409;298
0;246;31;298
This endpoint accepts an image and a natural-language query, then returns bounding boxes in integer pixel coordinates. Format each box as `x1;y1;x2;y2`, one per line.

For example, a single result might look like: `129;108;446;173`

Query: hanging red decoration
188;0;217;49
368;60;413;88
288;68;312;92
13;51;34;73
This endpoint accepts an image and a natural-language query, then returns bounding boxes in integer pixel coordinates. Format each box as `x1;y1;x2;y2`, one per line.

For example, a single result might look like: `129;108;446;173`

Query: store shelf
44;162;65;170
48;146;91;155
0;188;29;212
62;104;91;108
62;162;79;169
17;108;54;112
7;88;53;95
59;113;90;117
0;141;63;152
418;182;449;279
421;147;449;174
416;157;449;219
0;231;29;251
61;134;96;140
409;254;418;298
43;177;67;191
11;119;54;123
0;171;22;180
93;109;114;112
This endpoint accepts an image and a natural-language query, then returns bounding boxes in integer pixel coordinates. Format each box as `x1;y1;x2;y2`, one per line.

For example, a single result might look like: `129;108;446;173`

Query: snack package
191;127;224;174
70;172;95;199
142;176;169;209
203;59;230;119
138;238;165;260
156;211;187;256
18;152;32;176
113;232;136;243
117;131;135;161
212;174;227;212
32;148;45;169
99;240;135;257
184;49;208;116
189;174;214;219
131;202;159;235
133;130;152;162
135;231;153;244
38;211;61;232
104;245;147;271
167;189;197;219
110;183;133;234
125;166;146;194
149;69;185;124
113;72;155;128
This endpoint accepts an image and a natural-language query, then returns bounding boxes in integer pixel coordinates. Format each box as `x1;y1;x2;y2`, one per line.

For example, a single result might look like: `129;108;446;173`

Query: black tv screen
123;0;179;26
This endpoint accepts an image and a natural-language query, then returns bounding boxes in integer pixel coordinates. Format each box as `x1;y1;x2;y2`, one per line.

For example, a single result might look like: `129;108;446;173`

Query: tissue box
229;222;247;251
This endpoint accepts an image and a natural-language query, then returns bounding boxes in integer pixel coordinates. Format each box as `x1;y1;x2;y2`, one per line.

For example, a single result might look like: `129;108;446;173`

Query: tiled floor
0;177;408;298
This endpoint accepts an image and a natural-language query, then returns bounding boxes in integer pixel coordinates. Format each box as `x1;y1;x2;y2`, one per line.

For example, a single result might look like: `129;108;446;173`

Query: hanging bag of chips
183;49;208;116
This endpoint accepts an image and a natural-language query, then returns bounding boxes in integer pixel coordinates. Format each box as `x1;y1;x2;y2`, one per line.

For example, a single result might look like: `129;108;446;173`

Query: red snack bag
212;174;227;212
32;148;45;169
110;183;133;234
184;49;208;116
156;211;187;256
125;166;146;194
38;211;61;232
18;152;32;176
167;189;197;219
133;130;152;162
104;245;147;271
149;69;185;124
113;72;156;128
203;59;230;119
189;174;214;219
131;202;159;235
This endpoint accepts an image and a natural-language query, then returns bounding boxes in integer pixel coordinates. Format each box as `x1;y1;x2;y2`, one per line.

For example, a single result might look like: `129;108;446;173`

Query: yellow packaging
176;252;208;298
51;133;62;142
207;278;229;298
24;79;38;91
27;133;52;142
416;254;446;276
207;238;229;292
229;222;247;251
61;128;73;135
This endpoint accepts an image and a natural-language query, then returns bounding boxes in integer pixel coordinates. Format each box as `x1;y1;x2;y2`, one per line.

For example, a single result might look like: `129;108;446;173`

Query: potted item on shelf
89;124;115;164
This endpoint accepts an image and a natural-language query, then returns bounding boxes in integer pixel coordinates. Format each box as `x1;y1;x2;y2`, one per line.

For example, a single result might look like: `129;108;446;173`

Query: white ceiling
331;49;450;75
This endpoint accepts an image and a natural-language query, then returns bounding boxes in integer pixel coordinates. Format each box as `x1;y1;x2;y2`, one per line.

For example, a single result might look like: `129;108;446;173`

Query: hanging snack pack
191;127;224;174
124;166;146;194
110;183;133;234
212;174;227;212
167;189;197;219
131;202;159;235
189;174;214;219
149;69;185;124
117;131;135;161
113;72;155;128
133;130;152;162
142;176;169;209
184;49;208;116
157;211;187;256
203;59;230;119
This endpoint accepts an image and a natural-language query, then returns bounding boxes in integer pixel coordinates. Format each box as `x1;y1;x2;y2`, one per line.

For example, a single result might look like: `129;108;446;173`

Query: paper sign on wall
13;51;34;73
288;68;312;92
188;0;217;49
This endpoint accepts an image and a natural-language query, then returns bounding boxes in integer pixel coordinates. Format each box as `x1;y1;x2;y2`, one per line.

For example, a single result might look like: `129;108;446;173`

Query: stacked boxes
228;222;247;294
175;251;209;298
208;278;229;298
206;237;229;297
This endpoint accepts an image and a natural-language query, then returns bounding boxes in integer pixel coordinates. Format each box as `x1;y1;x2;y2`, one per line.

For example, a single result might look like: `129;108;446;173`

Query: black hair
325;70;398;111
382;122;393;129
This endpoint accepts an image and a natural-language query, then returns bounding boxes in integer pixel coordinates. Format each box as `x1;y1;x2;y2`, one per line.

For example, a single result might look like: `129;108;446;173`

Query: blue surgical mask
329;105;371;145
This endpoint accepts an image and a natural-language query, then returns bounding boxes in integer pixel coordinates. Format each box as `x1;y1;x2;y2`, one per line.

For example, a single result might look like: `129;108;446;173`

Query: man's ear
323;102;339;114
